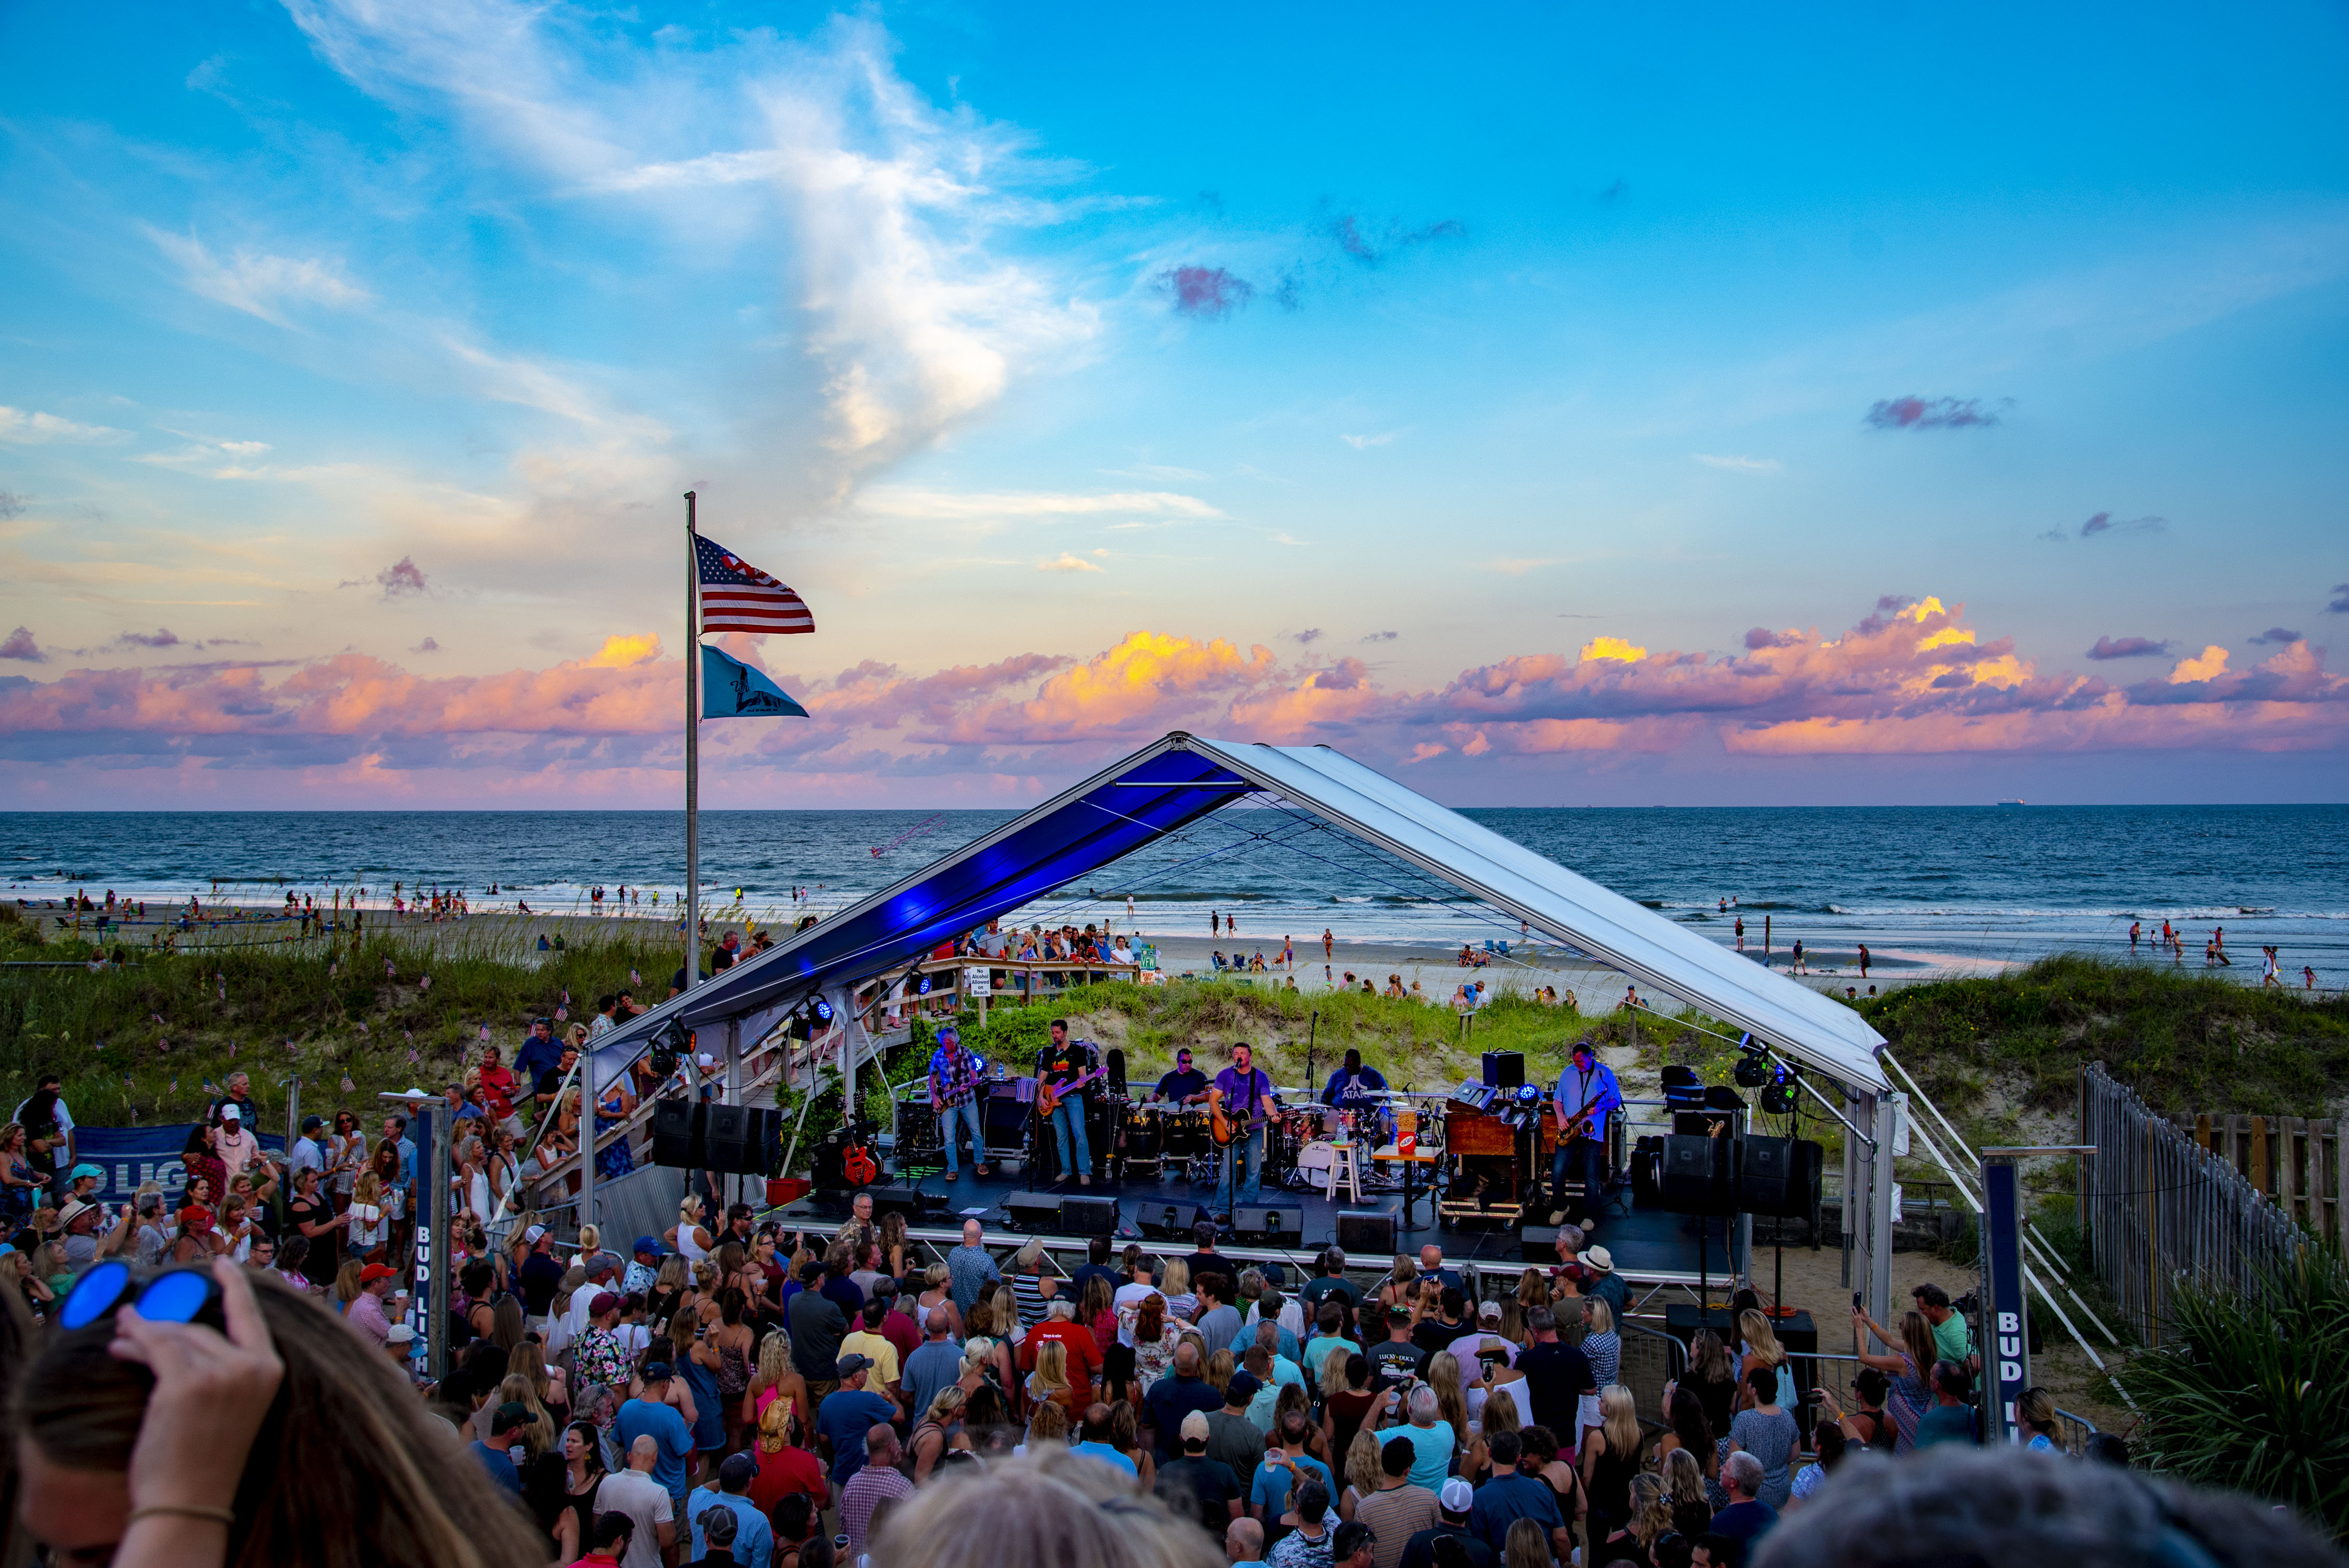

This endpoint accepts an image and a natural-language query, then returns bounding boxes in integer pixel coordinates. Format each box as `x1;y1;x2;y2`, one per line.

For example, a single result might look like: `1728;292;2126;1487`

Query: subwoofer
650;1098;704;1168
1659;1133;1734;1215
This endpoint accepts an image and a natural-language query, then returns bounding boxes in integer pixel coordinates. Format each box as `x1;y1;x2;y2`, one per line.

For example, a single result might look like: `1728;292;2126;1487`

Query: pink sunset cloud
2;599;2342;804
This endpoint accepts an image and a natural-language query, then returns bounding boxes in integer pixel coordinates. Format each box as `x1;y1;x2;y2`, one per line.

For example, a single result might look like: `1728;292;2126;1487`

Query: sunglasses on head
60;1261;221;1333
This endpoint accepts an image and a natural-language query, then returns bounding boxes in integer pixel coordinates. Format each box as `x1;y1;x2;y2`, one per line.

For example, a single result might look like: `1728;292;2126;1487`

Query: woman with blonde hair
346;1169;390;1258
1658;1444;1713;1536
748;1326;811;1434
1601;1472;1674;1561
1337;1426;1383;1523
1503;1267;1545;1342
908;1383;971;1482
1159;1257;1196;1322
1852;1305;1940;1451
962;1299;1017;1397
750;1386;827;1512
871;1446;1215;1568
331;1256;365;1315
1027;1338;1082;1418
1425;1351;1473;1472
509;1336;568;1428
1378;1254;1417;1311
668;1193;714;1262
1203;1346;1236;1398
1503;1517;1553;1568
918;1262;965;1339
1579;1384;1643;1545
1736;1305;1786;1410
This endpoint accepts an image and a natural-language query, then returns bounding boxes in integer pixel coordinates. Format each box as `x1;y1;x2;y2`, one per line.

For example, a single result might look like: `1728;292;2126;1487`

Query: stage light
650;1016;691;1079
1761;1063;1798;1116
811;996;835;1024
917;973;933;996
1734;1034;1772;1088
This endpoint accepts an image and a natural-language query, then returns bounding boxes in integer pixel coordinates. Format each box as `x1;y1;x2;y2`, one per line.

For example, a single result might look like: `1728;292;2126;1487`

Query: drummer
1153;1048;1210;1106
1321;1048;1393;1140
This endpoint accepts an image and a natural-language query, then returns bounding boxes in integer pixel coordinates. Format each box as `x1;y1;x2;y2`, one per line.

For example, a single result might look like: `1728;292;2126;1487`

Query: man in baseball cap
1395;1478;1490;1568
818;1354;894;1489
469;1401;533;1495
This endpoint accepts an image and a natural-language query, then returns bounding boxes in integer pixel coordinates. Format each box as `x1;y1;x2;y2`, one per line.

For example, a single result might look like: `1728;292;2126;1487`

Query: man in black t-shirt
1179;1219;1238;1305
517;1223;567;1315
1154;1049;1208;1104
1153;1411;1243;1536
1513;1304;1594;1440
1412;1288;1468;1360
1367;1305;1425;1386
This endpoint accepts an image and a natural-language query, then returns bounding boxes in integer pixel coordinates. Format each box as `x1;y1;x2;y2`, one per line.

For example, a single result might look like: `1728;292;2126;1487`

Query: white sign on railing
965;968;992;996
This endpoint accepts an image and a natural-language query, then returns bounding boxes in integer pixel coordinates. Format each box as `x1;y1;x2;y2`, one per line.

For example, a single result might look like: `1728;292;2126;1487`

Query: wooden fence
2164;1109;2349;1254
2081;1064;2322;1344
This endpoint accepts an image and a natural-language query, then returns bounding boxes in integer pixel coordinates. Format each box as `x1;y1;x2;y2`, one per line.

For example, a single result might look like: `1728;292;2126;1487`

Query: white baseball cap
1440;1478;1475;1513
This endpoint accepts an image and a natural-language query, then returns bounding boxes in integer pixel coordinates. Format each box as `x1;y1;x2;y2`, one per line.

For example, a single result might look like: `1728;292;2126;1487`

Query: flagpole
684;491;701;1002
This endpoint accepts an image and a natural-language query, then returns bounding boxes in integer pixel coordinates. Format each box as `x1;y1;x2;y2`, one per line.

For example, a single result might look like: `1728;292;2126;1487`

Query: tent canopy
592;733;1888;1092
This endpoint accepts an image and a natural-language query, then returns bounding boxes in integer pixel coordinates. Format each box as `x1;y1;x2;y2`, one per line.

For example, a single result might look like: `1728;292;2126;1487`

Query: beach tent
587;731;1905;1313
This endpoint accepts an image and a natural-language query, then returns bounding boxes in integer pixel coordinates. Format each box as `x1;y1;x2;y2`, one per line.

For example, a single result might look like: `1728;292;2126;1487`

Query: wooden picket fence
2165;1109;2349;1254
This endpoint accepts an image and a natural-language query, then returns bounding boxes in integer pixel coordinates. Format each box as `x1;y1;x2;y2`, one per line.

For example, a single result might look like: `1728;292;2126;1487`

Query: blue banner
702;644;808;718
71;1125;287;1205
1980;1159;2029;1444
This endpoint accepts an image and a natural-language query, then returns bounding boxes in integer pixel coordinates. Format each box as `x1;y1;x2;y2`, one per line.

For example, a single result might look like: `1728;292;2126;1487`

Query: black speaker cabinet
1521;1224;1564;1263
1106;1048;1128;1097
1005;1192;1062;1231
1481;1051;1525;1089
1059;1195;1120;1237
650;1098;704;1168
1140;1202;1211;1240
1336;1209;1397;1255
1739;1137;1824;1218
1232;1204;1304;1245
1630;1135;1665;1206
1659;1133;1734;1215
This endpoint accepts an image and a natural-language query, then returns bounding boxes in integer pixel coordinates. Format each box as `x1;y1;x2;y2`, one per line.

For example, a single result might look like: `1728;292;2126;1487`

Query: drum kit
1118;1101;1215;1181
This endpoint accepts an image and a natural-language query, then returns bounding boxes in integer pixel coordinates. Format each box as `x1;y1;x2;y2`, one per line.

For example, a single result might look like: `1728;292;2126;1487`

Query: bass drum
1294;1139;1337;1192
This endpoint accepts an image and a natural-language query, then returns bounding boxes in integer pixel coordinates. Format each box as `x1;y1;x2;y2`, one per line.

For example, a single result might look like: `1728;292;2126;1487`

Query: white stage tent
586;733;1905;1315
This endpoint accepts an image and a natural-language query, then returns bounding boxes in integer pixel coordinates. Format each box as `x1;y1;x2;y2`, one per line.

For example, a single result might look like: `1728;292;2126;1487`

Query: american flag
694;533;815;636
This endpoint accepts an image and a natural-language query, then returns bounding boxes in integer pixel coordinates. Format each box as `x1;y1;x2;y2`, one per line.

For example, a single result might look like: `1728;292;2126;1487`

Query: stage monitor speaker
650;1098;704;1168
1336;1209;1397;1255
982;1090;1030;1149
1139;1202;1210;1241
1059;1195;1120;1237
1659;1133;1735;1215
1005;1193;1062;1232
1521;1224;1564;1263
1106;1048;1128;1097
1232;1204;1304;1246
1481;1051;1525;1090
867;1186;940;1223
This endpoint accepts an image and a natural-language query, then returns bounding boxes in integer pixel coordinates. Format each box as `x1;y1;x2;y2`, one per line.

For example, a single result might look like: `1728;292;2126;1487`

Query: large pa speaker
651;1099;704;1168
1659;1133;1734;1215
1232;1204;1304;1246
1739;1137;1824;1218
704;1104;780;1174
1059;1195;1120;1237
1521;1224;1564;1263
1481;1051;1525;1089
1336;1209;1397;1255
1106;1048;1128;1097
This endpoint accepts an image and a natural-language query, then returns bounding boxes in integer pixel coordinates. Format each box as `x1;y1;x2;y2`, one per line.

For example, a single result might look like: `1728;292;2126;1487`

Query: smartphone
1851;1291;1865;1312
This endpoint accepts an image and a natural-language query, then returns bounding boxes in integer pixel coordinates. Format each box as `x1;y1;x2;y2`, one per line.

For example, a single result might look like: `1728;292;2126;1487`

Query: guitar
1034;1064;1106;1119
1208;1079;1279;1147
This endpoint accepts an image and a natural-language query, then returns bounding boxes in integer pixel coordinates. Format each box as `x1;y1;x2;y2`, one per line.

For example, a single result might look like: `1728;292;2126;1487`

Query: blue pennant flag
702;643;808;719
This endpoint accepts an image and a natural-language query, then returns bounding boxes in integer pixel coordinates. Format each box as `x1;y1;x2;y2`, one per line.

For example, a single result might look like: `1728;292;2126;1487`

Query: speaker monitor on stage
1521;1224;1564;1263
1005;1193;1063;1232
1059;1195;1120;1237
1141;1203;1211;1241
1658;1133;1735;1215
1336;1209;1397;1255
1481;1051;1525;1090
1232;1204;1303;1246
651;1099;704;1168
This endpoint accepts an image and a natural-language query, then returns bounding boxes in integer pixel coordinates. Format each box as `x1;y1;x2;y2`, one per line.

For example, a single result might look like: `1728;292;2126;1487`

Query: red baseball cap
360;1263;398;1285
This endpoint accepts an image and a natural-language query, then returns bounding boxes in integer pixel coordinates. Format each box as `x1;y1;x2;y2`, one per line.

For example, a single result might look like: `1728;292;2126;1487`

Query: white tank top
677;1223;709;1262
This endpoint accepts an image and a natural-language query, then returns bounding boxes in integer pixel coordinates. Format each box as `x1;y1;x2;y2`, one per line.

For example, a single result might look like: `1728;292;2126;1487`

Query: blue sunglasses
59;1261;218;1333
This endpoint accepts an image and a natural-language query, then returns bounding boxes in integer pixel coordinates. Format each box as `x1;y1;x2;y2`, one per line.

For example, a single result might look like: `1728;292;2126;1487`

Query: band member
1036;1017;1098;1187
1549;1038;1622;1229
927;1024;990;1180
1320;1048;1393;1139
1208;1042;1279;1218
1154;1048;1209;1105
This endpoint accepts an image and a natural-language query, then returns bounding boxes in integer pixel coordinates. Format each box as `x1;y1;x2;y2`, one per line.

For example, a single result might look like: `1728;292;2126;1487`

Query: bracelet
126;1504;236;1527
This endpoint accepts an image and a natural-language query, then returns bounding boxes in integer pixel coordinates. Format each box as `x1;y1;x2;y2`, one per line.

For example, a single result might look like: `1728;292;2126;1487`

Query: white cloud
1340;430;1404;449
1038;552;1105;573
860;487;1222;520
1481;557;1561;576
0;407;126;444
145;229;373;326
1694;453;1782;474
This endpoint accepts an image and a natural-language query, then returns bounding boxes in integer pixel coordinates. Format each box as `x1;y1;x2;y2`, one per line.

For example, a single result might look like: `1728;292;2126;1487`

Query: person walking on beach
1734;917;1745;953
1212;911;1220;937
2306;965;2318;990
2213;925;2229;965
1857;943;1870;979
1790;939;1807;976
1323;929;1334;961
2128;921;2140;954
2261;947;2281;988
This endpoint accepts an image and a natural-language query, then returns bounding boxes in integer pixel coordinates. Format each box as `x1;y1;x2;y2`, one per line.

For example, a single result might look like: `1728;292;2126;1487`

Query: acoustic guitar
1034;1064;1106;1119
1208;1084;1279;1147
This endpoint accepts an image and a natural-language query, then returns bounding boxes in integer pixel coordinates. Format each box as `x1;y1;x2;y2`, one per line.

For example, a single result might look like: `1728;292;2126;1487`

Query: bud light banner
1979;1159;2030;1444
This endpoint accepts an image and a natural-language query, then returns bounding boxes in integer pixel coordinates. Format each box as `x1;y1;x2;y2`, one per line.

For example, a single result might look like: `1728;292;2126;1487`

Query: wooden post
2194;1112;2211;1154
2335;1120;2349;1252
2251;1116;2270;1197
2144;1117;2160;1346
2278;1118;2299;1224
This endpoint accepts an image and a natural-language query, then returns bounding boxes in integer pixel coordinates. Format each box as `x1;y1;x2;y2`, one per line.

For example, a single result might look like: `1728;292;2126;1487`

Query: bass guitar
1035;1064;1106;1119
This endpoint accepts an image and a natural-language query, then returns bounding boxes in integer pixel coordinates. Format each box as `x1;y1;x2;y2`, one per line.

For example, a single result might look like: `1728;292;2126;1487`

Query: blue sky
2;1;2346;806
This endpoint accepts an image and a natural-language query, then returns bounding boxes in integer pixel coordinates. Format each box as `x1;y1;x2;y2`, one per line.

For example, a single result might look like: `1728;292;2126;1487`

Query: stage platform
768;1157;1749;1290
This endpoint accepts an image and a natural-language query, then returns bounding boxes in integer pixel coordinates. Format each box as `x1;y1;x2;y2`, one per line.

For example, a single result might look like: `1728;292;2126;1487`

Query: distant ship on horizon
1996;799;2027;807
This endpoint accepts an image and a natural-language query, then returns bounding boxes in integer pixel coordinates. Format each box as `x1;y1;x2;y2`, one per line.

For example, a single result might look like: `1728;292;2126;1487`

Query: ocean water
6;804;2345;979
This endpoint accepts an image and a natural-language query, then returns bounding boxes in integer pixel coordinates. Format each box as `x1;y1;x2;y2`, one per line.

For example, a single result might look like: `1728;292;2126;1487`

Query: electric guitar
1034;1064;1106;1119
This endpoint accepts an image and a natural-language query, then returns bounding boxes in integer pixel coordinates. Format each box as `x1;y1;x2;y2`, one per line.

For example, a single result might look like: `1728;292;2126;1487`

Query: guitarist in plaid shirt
927;1025;991;1179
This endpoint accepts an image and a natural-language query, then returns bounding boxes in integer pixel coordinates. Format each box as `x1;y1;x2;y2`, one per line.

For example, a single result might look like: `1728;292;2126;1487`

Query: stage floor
781;1156;1744;1284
